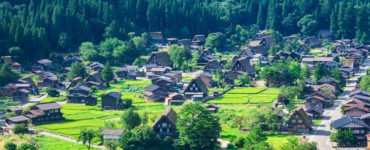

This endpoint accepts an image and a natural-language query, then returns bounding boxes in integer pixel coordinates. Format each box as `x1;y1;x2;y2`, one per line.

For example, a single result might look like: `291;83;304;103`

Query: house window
361;130;365;134
167;128;170;133
292;120;296;123
353;130;359;134
162;123;167;127
160;128;163;133
298;120;302;123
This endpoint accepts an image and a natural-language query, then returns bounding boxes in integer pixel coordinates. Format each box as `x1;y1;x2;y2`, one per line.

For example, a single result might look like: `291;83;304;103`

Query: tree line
0;0;369;63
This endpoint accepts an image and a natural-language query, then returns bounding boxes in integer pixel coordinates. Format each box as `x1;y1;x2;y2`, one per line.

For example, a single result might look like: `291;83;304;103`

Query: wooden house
344;104;370;118
89;62;104;72
116;65;138;80
317;77;340;87
144;85;167;102
238;47;253;59
33;59;52;71
101;92;123;110
321;61;342;71
7;107;23;116
183;77;208;99
5;115;29;125
165;93;186;105
301;36;322;48
0;83;17;98
13;89;30;103
146;51;173;67
350;89;370;98
64;55;83;66
301;57;334;68
149;32;164;44
177;39;192;48
305;95;331;108
286;108;312;134
100;129;126;141
223;70;237;85
152;107;179;138
37;77;64;89
203;59;222;73
248;36;276;52
196;49;216;66
66;77;83;90
166;38;178;45
165;71;182;83
23;102;64;124
306;105;324;119
192;35;206;45
85;71;104;89
231;57;255;77
67;85;97;105
333;116;369;146
151;76;175;92
10;62;22;72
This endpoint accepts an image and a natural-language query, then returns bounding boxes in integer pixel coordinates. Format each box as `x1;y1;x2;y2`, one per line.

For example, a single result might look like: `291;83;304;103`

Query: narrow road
308;56;370;150
39;129;105;149
22;94;48;108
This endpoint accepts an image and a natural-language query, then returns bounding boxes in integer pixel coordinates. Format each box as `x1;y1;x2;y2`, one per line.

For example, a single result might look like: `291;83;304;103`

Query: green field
207;88;279;104
37;135;101;150
40;97;66;103
92;80;149;104
37;105;121;139
36;103;175;139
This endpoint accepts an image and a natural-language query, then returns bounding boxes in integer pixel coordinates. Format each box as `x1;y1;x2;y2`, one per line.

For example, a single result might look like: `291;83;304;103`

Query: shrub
4;142;17;150
18;143;37;150
122;98;132;109
226;143;237;150
104;140;119;150
46;88;60;97
13;124;28;134
233;137;246;148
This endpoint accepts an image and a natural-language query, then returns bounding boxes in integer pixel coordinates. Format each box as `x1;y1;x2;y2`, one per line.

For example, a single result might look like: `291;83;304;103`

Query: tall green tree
120;108;141;130
78;129;96;150
0;63;20;86
67;62;87;80
297;15;319;36
177;102;221;150
101;62;114;87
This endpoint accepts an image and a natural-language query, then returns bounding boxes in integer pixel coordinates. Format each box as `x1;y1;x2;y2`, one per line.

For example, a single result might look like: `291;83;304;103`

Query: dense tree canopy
177;102;221;150
0;0;368;62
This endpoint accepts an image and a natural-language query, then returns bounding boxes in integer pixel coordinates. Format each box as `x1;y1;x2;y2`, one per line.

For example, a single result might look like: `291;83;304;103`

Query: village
1;30;370;150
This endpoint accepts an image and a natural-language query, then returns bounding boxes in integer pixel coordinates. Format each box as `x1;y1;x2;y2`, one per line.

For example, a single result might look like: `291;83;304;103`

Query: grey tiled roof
332;116;369;129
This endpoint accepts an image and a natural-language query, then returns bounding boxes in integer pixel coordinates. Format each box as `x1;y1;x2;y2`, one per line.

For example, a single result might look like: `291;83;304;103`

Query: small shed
100;129;126;141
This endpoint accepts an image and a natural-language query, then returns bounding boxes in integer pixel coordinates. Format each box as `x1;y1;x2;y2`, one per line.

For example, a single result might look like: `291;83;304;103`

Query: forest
0;0;369;62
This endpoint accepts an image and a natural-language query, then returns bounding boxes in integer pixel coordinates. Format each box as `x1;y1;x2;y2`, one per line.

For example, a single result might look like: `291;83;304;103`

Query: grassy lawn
313;119;323;125
40;96;66;103
37;135;101;150
267;134;294;150
207;87;279;104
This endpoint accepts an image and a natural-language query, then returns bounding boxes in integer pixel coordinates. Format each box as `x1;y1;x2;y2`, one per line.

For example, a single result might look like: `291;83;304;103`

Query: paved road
39;129;105;149
308;56;370;150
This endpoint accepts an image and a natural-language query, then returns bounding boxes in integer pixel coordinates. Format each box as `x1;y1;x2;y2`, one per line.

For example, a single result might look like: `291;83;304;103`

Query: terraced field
207;87;279;104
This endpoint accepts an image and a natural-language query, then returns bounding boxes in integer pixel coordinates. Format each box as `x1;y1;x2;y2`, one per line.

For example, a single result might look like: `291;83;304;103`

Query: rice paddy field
207;87;279;104
36;103;178;139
